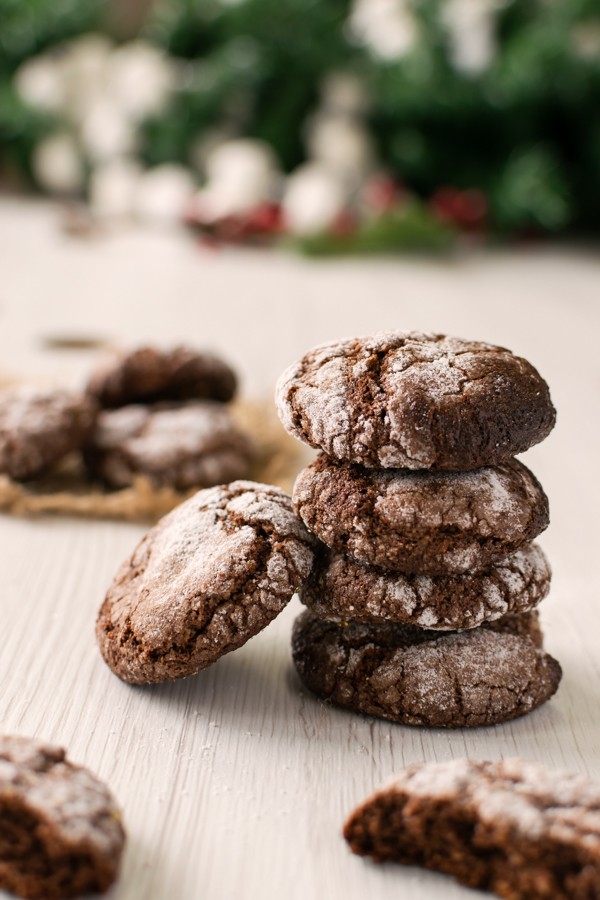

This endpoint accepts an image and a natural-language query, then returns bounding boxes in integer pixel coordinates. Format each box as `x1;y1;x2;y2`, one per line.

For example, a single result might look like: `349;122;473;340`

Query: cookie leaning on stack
97;481;316;685
276;332;561;728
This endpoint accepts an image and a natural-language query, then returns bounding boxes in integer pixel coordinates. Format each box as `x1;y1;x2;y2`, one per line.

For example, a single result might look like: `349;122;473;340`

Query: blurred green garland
2;0;600;241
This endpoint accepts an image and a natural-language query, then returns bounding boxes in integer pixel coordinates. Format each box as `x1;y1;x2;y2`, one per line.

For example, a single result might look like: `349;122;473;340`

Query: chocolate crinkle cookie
344;758;600;900
0;735;125;900
301;543;551;631
0;387;97;480
84;401;254;490
97;481;316;684
276;332;556;471
292;610;561;727
86;345;237;408
293;454;549;576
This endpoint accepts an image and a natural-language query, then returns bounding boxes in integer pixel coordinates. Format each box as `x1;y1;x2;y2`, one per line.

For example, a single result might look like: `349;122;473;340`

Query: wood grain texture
0;199;599;900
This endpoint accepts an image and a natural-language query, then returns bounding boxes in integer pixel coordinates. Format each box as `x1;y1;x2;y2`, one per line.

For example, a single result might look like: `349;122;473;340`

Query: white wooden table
1;198;599;900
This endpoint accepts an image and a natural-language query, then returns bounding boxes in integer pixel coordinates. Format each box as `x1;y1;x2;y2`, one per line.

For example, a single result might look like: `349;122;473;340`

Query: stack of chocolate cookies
276;332;562;727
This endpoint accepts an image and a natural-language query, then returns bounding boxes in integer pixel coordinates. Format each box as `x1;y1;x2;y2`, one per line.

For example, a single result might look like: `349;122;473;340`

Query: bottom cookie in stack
292;609;561;728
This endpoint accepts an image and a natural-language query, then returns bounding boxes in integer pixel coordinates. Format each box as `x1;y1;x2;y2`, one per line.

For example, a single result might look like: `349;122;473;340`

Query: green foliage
0;0;105;73
0;0;104;177
491;145;572;232
146;0;600;233
293;202;455;256
140;37;268;166
3;0;600;236
0;83;51;174
369;0;600;232
145;0;355;170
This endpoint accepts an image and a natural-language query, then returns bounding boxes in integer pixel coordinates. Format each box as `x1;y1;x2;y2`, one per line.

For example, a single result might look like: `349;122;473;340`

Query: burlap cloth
0;399;307;522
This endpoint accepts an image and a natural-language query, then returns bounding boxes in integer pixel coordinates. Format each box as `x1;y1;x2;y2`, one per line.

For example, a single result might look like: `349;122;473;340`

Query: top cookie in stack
276;332;561;728
276;332;555;471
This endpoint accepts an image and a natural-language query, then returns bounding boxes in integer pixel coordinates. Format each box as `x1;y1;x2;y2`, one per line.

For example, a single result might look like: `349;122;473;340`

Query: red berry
363;174;403;212
430;187;487;231
330;209;358;236
246;202;284;234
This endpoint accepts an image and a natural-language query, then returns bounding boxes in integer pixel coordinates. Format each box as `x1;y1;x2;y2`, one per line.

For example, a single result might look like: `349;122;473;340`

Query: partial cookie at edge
0;734;125;900
344;758;600;899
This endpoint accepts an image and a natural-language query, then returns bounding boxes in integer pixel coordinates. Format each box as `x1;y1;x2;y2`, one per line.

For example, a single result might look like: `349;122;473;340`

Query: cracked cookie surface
292;610;561;727
84;401;254;489
276;331;555;470
301;543;551;630
97;481;316;684
293;454;549;575
0;735;125;899
0;387;97;480
344;757;600;900
87;345;237;407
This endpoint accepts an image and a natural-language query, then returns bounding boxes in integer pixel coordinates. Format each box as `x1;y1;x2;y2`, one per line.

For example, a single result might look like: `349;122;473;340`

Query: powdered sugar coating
97;481;316;684
301;543;551;630
84;401;254;489
0;386;97;479
345;758;600;895
292;611;561;727
87;344;237;407
293;455;549;575
276;332;555;470
0;735;124;892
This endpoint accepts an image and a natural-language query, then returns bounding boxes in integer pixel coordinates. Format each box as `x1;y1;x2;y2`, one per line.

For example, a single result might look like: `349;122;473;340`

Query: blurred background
1;0;600;252
0;12;598;900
